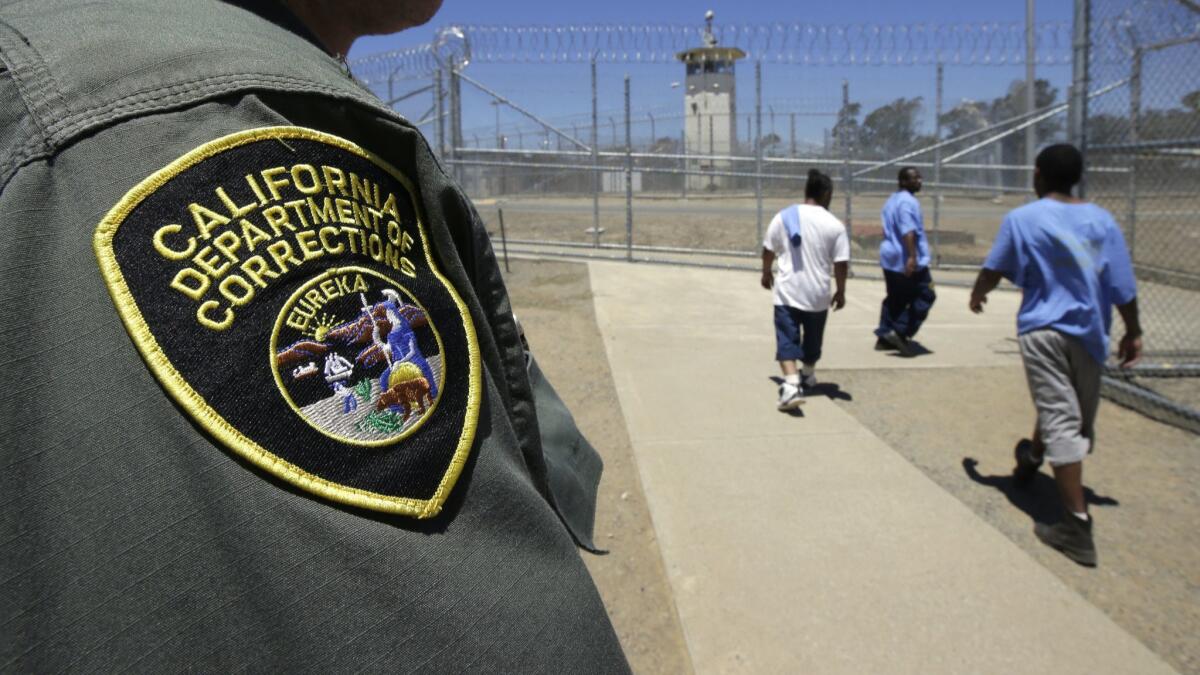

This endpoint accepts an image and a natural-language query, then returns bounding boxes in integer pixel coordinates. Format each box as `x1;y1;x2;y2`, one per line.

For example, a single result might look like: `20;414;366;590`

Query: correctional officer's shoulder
0;0;387;167
8;1;486;518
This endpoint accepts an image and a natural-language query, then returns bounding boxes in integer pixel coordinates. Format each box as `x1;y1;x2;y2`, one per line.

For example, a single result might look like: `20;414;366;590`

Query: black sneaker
1012;439;1043;486
881;330;915;357
874;337;897;351
1035;515;1097;567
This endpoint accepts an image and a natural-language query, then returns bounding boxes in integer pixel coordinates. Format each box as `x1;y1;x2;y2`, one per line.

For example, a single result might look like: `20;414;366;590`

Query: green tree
1182;90;1200;114
859;97;924;158
831;101;862;153
988;79;1061;167
760;132;783;156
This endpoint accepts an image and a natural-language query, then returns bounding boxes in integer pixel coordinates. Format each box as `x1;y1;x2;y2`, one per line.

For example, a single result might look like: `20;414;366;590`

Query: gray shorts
1019;329;1101;466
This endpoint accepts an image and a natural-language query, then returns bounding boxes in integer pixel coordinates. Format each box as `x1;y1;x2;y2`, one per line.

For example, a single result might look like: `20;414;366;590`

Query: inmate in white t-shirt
763;204;851;312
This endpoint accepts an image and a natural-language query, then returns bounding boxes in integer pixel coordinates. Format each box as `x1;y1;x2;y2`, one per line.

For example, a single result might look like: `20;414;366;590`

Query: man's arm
1116;297;1143;368
969;268;1004;313
832;261;848;310
902;231;918;277
761;248;775;290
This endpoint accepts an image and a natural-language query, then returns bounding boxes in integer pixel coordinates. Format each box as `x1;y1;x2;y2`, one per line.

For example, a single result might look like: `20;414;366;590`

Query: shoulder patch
94;126;481;518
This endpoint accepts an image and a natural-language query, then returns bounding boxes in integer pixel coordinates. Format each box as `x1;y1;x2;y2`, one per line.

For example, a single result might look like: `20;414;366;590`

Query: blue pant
774;305;829;364
875;267;936;339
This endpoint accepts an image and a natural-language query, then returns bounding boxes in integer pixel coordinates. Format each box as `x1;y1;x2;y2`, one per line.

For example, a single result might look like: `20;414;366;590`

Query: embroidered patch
94;126;481;518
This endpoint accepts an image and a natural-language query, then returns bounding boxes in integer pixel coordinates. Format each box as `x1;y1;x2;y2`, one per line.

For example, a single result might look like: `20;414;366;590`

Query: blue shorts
774;305;829;364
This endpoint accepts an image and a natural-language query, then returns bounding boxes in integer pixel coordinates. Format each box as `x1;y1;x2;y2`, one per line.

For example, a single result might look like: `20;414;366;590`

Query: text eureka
152;163;419;332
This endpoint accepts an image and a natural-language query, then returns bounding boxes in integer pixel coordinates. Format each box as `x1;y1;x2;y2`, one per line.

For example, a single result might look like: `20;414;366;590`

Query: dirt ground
477;192;1016;264
824;365;1200;675
502;260;693;675
503;258;1200;675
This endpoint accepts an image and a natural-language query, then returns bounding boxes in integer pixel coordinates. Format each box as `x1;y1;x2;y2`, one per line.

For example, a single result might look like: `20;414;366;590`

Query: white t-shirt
763;204;851;311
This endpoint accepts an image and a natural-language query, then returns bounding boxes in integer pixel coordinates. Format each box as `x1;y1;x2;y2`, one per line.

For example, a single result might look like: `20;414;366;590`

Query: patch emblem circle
93;126;481;518
270;266;446;446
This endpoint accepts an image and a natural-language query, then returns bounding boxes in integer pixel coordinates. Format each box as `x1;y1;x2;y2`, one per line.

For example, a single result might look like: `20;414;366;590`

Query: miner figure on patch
362;289;438;421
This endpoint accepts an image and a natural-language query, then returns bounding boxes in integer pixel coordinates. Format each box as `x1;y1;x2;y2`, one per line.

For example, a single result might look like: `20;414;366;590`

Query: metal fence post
1026;0;1037;192
708;114;714;191
449;63;463;184
842;79;853;247
624;75;633;262
591;56;600;248
755;61;764;248
790;112;796;158
1128;46;1142;262
1070;0;1090;197
496;204;510;273
681;129;688;199
435;68;445;160
933;61;943;267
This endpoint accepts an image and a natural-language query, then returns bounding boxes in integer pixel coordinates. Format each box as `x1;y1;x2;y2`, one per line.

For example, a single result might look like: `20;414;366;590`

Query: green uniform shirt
0;0;628;670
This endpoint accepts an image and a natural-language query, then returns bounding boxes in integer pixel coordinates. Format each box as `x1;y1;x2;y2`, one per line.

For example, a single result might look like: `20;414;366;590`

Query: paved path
588;260;1175;674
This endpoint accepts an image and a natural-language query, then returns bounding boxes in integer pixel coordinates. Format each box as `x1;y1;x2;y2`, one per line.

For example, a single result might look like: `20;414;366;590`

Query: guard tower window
687;60;734;76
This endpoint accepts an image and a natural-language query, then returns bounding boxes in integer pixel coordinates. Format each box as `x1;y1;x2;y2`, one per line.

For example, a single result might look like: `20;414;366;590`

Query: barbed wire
1090;0;1200;62
351;21;1081;85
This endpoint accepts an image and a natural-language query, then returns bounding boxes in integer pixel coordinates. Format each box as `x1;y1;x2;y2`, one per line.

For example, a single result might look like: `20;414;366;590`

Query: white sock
784;374;800;386
802;364;815;377
1072;511;1089;521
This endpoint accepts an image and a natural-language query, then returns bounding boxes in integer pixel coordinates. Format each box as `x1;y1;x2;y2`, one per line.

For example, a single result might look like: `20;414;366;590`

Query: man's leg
1052;461;1087;515
799;309;829;390
1020;330;1097;566
875;271;906;339
1013;424;1045;485
902;268;937;339
774;306;804;410
877;271;919;355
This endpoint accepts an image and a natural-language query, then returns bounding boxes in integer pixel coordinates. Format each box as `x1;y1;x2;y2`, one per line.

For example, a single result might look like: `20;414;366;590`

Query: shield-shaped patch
94;126;481;518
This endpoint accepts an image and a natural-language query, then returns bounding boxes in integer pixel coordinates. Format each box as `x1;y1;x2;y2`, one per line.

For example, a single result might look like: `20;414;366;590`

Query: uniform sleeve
831;221;851;263
1104;220;1138;305
763;214;784;254
983;215;1023;285
896;199;921;236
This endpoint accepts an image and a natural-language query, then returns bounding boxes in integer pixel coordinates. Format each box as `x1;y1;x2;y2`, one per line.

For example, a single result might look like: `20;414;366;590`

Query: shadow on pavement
806;382;853;401
768;376;853;402
884;340;935;358
961;458;1120;525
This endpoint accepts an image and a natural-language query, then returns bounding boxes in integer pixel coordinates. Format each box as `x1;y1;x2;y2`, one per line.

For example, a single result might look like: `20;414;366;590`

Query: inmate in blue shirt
984;199;1137;365
879;190;931;273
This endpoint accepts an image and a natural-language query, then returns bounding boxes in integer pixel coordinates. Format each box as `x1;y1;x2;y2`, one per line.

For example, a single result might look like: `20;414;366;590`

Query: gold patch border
269;265;448;446
93;126;482;519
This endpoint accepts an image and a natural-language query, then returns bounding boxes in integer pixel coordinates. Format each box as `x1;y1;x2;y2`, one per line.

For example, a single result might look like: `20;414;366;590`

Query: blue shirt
879;190;931;272
984;199;1137;365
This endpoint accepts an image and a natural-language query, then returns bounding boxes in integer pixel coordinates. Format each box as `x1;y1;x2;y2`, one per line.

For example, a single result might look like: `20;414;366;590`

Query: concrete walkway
587;260;1175;674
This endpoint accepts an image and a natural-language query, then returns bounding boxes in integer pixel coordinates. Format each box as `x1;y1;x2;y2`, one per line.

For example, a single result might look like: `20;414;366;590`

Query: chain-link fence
1085;0;1200;430
354;20;1090;273
351;10;1200;430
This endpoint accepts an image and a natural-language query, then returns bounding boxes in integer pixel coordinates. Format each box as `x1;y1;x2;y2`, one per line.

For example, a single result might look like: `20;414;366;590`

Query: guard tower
676;11;745;191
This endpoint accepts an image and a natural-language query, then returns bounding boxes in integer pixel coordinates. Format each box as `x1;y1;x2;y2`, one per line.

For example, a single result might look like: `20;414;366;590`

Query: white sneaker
777;382;804;411
801;373;818;390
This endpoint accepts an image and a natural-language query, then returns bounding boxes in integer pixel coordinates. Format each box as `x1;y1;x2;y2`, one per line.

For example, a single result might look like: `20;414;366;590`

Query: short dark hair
1036;144;1084;193
805;169;833;200
898;166;918;183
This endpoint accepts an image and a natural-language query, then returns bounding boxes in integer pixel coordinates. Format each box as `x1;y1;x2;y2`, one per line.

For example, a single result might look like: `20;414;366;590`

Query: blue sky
348;1;1077;149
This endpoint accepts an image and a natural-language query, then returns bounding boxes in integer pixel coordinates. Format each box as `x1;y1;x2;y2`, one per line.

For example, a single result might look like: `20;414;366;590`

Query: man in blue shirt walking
970;144;1142;567
875;167;936;356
